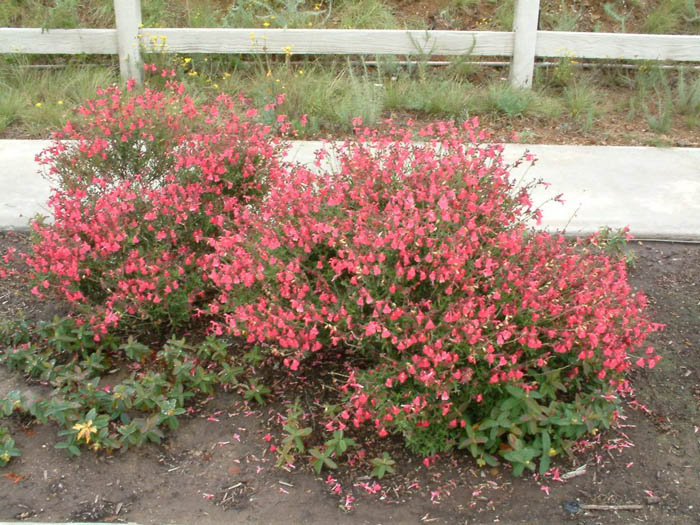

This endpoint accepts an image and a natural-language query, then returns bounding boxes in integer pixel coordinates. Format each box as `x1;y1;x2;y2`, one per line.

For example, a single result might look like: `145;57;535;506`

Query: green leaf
482;453;500;467
512;461;525;477
539;452;551;475
505;384;525;399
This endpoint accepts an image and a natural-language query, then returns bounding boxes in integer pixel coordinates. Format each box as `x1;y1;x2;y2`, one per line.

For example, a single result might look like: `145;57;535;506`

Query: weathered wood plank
0;28;118;54
139;28;515;56
114;0;143;82
509;0;540;88
536;31;700;61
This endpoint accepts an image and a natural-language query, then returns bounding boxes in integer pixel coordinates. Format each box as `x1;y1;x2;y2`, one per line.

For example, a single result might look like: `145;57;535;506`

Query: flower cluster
22;73;289;337
202;118;661;467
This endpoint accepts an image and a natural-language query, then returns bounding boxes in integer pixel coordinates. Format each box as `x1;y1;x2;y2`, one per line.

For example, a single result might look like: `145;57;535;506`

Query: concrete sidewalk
1;140;699;239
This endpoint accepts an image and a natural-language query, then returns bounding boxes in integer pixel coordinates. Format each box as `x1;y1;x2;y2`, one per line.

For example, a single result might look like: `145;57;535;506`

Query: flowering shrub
204;119;662;474
22;72;289;337
0;72;661;475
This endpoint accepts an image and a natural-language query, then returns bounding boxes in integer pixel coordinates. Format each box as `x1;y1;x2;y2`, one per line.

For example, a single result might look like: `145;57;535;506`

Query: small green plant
369;452;396;479
309;429;357;473
630;65;674;134
541;1;581;31
550;55;577;88
0;315;257;460
676;68;700;127
223;0;330;29
563;79;601;131
335;0;396;29
0;390;25;466
595;226;637;267
492;0;515;30
485;83;533;117
0;425;20;467
642;0;685;34
276;401;312;467
309;446;339;473
683;0;700;23
243;379;271;405
603;2;633;32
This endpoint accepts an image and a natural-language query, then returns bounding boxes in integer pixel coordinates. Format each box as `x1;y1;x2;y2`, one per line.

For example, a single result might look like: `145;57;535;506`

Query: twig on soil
580;504;644;511
564;499;644;515
561;464;587;480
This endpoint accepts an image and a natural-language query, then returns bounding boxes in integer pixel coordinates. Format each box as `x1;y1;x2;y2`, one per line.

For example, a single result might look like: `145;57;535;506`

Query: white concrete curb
1;140;699;239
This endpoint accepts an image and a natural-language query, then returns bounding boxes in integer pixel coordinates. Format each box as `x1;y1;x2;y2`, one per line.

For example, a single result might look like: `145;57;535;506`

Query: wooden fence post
509;0;540;89
114;0;143;84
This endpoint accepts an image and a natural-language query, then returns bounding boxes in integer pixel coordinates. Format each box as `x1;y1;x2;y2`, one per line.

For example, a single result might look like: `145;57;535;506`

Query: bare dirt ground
0;232;698;524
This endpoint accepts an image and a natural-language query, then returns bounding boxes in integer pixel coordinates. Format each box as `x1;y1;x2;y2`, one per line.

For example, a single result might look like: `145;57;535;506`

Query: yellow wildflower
183;57;192;64
188;70;198;77
263;21;270;27
73;419;97;444
57;100;63;105
283;45;293;57
34;102;42;107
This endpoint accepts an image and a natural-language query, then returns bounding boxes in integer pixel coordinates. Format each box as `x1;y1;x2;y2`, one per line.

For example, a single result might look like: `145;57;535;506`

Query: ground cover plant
0;64;665;500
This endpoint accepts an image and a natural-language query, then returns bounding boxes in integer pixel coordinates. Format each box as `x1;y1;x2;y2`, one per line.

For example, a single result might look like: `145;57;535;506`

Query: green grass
0;57;117;136
676;68;700;128
1;0;700;141
384;77;472;118
602;1;633;32
2;52;699;142
623;64;700;133
562;78;603;131
541;1;581;31
3;0;115;27
334;0;397;29
492;0;516;30
642;0;687;34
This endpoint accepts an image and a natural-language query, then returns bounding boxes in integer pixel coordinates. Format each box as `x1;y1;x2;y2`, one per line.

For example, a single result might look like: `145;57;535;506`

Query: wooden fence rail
0;0;699;89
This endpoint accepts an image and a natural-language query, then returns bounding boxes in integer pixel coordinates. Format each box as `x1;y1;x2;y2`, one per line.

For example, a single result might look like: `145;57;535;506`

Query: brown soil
1;231;699;524
388;0;700;34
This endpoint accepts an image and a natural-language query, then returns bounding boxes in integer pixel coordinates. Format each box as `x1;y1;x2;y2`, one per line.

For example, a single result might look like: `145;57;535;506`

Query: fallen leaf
4;472;26;484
